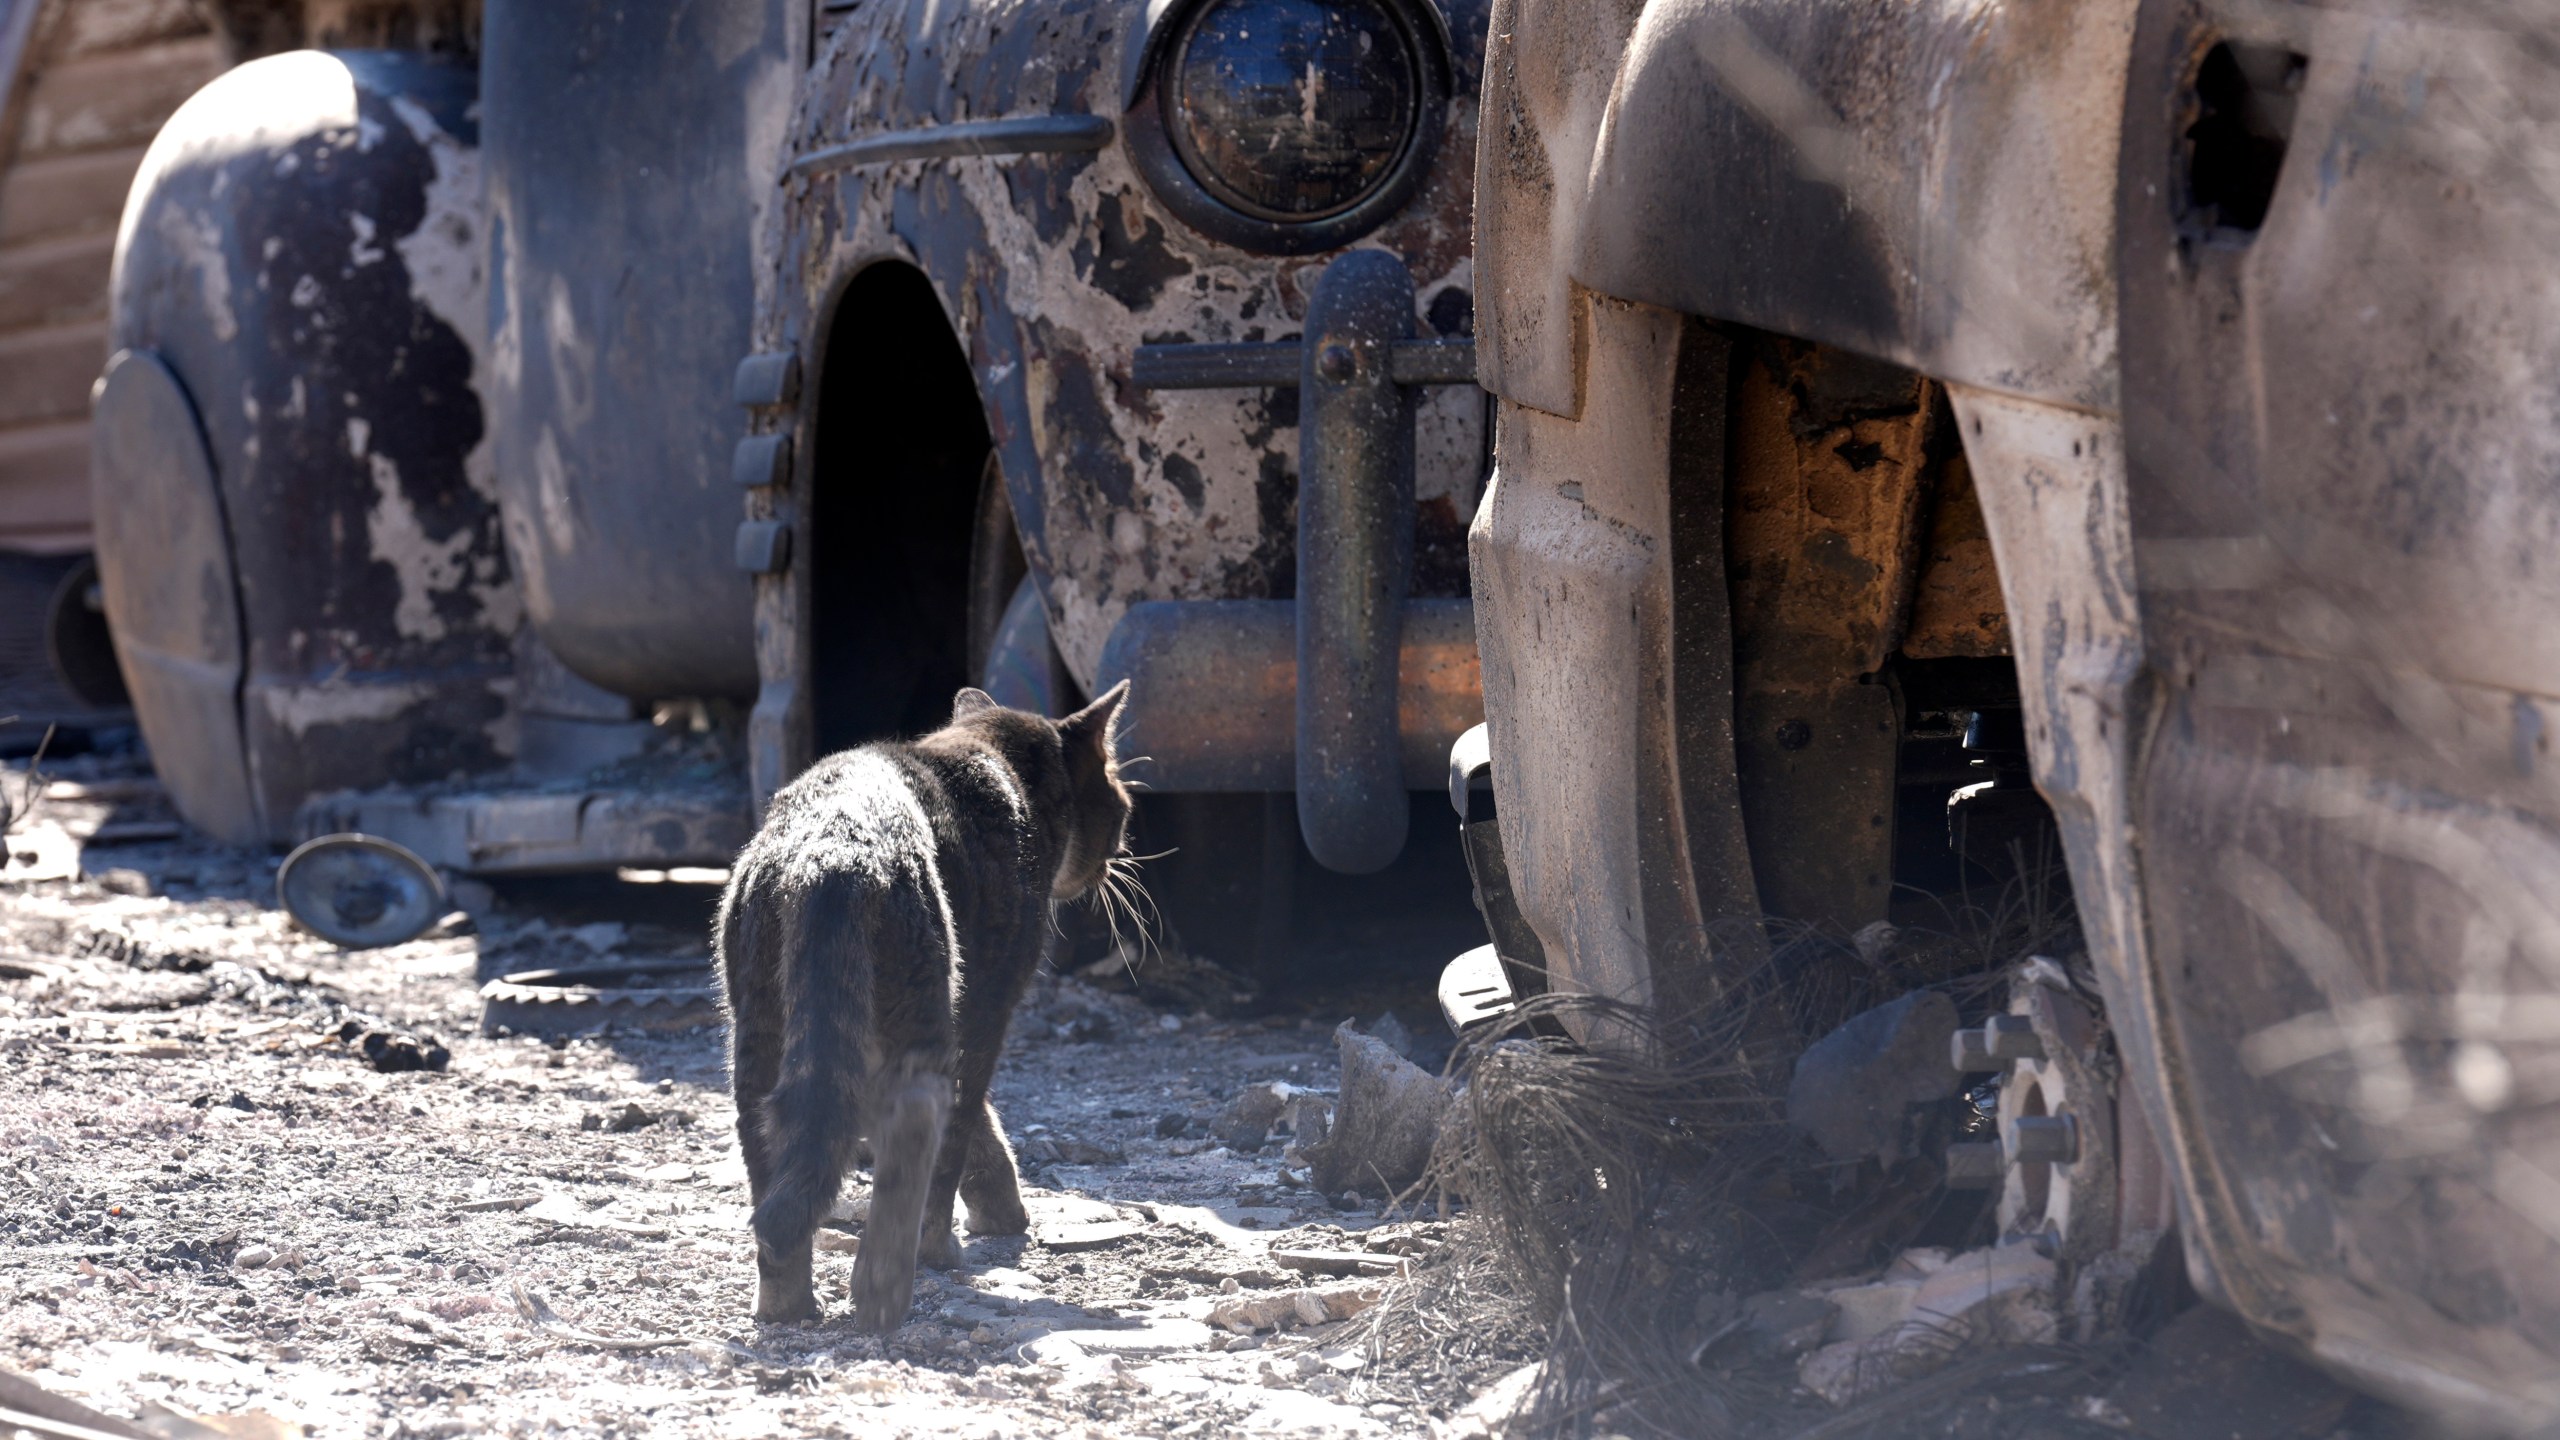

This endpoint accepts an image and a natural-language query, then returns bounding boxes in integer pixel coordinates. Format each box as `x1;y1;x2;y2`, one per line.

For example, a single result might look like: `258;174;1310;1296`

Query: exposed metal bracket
786;115;1114;183
1129;265;1480;874
1439;943;1518;1031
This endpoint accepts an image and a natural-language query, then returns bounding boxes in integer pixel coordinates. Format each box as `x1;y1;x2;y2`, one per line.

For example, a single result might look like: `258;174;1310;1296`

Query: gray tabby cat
715;682;1132;1332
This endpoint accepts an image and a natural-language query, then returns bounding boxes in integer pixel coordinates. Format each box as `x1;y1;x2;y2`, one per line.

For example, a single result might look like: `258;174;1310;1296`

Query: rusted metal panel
1093;598;1481;794
1901;452;2011;660
1724;339;1937;929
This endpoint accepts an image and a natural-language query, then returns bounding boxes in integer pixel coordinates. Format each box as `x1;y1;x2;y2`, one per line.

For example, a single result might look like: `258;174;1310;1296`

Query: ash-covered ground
0;757;1530;1439
0;754;2433;1440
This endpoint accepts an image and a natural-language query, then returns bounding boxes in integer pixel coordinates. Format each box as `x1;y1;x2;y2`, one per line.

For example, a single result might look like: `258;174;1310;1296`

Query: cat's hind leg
851;1067;950;1334
719;873;787;1224
748;1060;865;1324
938;914;1041;1254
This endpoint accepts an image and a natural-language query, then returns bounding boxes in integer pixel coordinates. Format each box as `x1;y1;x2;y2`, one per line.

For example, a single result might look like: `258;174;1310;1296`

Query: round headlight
1162;0;1425;224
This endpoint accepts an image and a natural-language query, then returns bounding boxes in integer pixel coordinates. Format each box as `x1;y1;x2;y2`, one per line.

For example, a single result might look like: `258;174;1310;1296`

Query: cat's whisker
1083;864;1142;964
1108;851;1166;944
1088;868;1131;956
1116;868;1157;947
1097;855;1165;969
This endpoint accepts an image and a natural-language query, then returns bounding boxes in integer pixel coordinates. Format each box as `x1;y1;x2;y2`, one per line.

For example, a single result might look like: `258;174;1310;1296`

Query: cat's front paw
918;1224;965;1270
960;1185;1029;1237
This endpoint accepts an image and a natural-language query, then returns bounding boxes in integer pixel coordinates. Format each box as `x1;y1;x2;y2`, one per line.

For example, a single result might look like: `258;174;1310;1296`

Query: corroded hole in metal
2180;39;2307;239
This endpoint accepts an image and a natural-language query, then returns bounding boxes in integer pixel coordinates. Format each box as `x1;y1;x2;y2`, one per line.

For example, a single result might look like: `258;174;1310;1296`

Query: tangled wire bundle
1432;991;1798;1436
1422;857;2090;1438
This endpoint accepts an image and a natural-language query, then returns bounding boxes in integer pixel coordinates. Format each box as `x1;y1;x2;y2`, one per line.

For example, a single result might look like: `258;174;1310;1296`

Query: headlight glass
1164;0;1423;224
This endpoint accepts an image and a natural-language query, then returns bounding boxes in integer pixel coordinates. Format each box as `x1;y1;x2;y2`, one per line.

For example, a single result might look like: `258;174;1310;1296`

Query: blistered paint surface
758;0;1488;690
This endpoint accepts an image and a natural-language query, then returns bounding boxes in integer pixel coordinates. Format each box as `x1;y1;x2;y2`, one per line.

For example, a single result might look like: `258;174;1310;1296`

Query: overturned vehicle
1455;0;2560;1429
96;0;1490;949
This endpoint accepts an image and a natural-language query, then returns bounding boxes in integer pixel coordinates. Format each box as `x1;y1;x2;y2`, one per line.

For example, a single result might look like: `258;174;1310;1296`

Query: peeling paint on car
258;675;444;737
363;451;479;642
152;202;239;342
754;0;1488;742
104;50;516;840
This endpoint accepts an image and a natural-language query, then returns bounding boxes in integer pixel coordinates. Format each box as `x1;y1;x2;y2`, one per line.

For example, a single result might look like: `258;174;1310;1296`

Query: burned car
1458;0;2560;1428
96;0;771;928
744;0;1489;892
94;0;1490;948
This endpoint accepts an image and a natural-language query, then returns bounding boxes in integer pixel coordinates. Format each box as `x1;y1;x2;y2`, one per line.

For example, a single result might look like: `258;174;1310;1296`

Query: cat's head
951;680;1133;900
1045;680;1133;899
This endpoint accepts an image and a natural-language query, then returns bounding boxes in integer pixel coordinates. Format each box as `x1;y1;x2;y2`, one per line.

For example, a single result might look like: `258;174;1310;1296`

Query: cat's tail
747;870;875;1273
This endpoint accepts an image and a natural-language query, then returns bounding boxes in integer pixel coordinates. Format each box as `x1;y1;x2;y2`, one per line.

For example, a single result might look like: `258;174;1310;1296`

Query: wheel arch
753;253;1005;787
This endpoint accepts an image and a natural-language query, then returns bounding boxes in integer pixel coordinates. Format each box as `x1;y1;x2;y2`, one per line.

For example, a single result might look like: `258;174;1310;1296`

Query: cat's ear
1060;680;1129;753
951;687;999;721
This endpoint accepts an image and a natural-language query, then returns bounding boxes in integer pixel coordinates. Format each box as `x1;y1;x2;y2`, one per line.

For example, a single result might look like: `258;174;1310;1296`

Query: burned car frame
1459;0;2560;1428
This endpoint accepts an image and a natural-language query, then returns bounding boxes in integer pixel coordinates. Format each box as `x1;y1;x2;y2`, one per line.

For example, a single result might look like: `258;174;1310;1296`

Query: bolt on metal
1951;1014;2047;1071
2008;1112;2080;1166
1943;1141;2006;1189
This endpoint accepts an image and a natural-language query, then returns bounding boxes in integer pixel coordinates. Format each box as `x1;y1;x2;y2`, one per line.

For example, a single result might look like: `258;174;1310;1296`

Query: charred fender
104;50;515;843
1475;0;2136;421
2103;0;2560;1425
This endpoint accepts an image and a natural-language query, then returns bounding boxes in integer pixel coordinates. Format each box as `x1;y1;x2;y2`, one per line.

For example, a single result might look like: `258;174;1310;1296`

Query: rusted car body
747;0;1488;874
94;0;1489;921
1463;0;2560;1426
